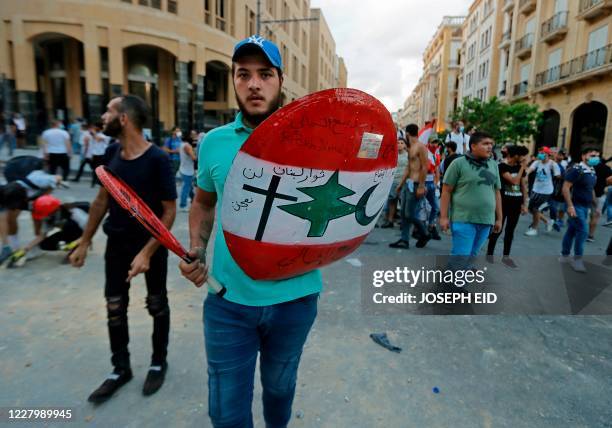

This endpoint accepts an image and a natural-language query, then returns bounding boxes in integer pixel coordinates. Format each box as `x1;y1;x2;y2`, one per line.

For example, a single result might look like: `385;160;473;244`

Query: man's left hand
126;250;151;282
493;220;502;234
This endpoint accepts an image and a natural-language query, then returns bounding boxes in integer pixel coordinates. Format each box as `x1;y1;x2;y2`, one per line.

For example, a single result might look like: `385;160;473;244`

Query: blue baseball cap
232;35;282;70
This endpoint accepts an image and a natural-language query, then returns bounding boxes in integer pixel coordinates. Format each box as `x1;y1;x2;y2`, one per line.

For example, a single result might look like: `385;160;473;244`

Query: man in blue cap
179;36;321;428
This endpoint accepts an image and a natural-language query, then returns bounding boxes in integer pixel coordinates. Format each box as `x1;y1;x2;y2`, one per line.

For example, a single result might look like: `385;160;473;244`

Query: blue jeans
450;222;492;257
204;292;318;428
180;173;193;208
424;181;439;226
561;205;589;257
0;132;16;156
399;185;428;242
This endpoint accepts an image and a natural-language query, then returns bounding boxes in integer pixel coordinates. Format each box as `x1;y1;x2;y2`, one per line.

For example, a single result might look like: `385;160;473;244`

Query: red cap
32;195;61;220
539;147;552;155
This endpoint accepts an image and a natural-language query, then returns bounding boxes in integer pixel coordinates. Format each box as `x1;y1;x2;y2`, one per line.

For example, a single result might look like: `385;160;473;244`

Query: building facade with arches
0;0;347;144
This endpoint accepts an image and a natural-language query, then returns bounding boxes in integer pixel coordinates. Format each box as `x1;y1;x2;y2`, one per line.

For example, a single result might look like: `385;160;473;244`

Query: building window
282;44;288;73
168;0;177;13
215;0;226;31
301;64;306;87
267;0;274;16
122;0;132;3
204;0;211;24
247;7;255;35
139;0;148;5
151;0;161;8
292;55;298;81
302;29;307;54
282;1;289;32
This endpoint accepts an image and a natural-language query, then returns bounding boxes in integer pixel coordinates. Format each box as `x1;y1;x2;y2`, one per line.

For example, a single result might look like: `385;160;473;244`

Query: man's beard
103;116;123;138
235;90;282;127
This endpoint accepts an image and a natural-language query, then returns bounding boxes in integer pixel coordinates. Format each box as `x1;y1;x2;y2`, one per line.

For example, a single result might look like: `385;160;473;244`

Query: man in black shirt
487;144;529;267
70;95;177;403
440;141;460;179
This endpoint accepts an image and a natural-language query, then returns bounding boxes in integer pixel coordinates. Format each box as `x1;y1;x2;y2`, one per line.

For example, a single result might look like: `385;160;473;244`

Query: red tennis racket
95;165;225;296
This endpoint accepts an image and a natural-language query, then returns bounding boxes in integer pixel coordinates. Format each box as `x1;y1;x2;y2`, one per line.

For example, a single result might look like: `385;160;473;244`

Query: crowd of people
386;121;612;272
0;33;611;428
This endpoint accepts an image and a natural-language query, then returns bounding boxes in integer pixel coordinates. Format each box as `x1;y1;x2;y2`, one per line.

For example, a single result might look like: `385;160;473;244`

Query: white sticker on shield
357;132;383;159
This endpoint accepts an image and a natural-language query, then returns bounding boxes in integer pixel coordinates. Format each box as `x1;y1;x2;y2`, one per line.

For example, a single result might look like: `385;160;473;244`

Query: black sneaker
389;239;409;249
429;227;441;240
380;221;394;229
415;235;430;248
501;257;518;269
88;369;133;404
142;362;168;396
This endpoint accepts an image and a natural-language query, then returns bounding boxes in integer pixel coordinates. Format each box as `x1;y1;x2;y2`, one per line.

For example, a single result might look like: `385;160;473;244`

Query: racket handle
182;255;226;297
207;275;227;297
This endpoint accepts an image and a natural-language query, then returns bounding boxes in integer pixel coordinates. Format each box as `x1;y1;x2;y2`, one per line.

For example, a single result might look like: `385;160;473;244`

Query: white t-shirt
80;131;94;159
179;143;195;176
445;132;470;155
531;160;561;195
42;128;70;154
90;133;109;156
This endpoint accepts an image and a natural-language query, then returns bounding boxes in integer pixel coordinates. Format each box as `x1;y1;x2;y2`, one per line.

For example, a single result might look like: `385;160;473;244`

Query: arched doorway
535;109;560;151
124;45;177;143
204;60;231;130
570;101;607;161
32;34;86;135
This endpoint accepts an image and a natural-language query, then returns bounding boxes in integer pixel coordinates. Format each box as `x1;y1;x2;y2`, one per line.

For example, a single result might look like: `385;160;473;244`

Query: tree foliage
451;97;542;144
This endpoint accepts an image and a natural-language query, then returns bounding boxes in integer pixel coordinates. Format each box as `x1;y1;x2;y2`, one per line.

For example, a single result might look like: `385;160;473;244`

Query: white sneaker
524;228;538;236
571;258;586;273
558;255;571;264
546;222;553;233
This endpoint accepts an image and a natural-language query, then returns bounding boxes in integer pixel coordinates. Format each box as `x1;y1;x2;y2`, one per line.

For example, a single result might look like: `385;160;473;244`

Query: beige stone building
458;0;504;102
0;0;346;144
401;16;464;132
500;0;611;159
308;8;337;92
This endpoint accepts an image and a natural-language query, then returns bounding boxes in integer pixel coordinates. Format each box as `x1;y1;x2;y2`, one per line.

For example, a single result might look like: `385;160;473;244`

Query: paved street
1;177;612;427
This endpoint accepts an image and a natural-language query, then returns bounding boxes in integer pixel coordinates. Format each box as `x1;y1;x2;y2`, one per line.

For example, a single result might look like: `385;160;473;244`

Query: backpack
4;156;45;189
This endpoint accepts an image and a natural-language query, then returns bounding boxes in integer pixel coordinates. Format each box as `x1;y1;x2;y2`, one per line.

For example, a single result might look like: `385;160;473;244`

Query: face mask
176;131;182;138
587;157;600;167
459;126;465;133
537;153;546;161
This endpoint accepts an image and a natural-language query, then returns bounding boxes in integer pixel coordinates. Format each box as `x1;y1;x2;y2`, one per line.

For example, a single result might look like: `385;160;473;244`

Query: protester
178;35;320;428
90;123;110;187
487;144;529;267
41;120;72;181
381;138;408;228
524;147;560;236
5;195;89;267
178;132;196;212
424;138;442;240
70;95;177;403
550;149;568;231
390;124;430;249
445;120;469;155
13;113;27;148
440;131;502;262
559;146;600;272
163;126;182;176
440;141;460;179
72;123;95;183
69;117;83;155
0;112;16;156
587;158;612;242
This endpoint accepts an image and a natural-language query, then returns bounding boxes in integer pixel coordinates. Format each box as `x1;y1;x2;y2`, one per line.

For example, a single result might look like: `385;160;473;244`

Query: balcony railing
541;11;568;43
515;33;534;58
535;44;612;88
503;0;515;12
578;0;612;20
513;80;529;96
519;0;536;14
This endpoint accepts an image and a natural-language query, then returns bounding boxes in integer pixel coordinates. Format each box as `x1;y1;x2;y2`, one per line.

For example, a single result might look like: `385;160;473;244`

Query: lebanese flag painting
221;88;397;280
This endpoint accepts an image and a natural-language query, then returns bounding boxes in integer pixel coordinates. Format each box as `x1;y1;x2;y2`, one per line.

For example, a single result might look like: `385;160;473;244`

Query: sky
309;0;473;112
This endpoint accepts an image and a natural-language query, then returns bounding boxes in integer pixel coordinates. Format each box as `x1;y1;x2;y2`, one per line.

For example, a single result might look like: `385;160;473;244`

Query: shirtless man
389;123;430;249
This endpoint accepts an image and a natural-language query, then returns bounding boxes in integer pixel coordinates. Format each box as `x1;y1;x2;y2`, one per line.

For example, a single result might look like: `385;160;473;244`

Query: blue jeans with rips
399;185;429;242
424;181;439;226
561;205;589;257
204;292;318;428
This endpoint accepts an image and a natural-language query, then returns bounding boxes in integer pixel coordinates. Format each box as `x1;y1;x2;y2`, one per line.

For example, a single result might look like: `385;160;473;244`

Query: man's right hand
567;205;577;218
440;217;450;232
69;243;89;267
179;249;208;288
416;186;426;199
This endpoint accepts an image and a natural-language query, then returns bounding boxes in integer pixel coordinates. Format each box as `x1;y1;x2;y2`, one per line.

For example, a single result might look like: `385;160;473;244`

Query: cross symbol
243;175;298;241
